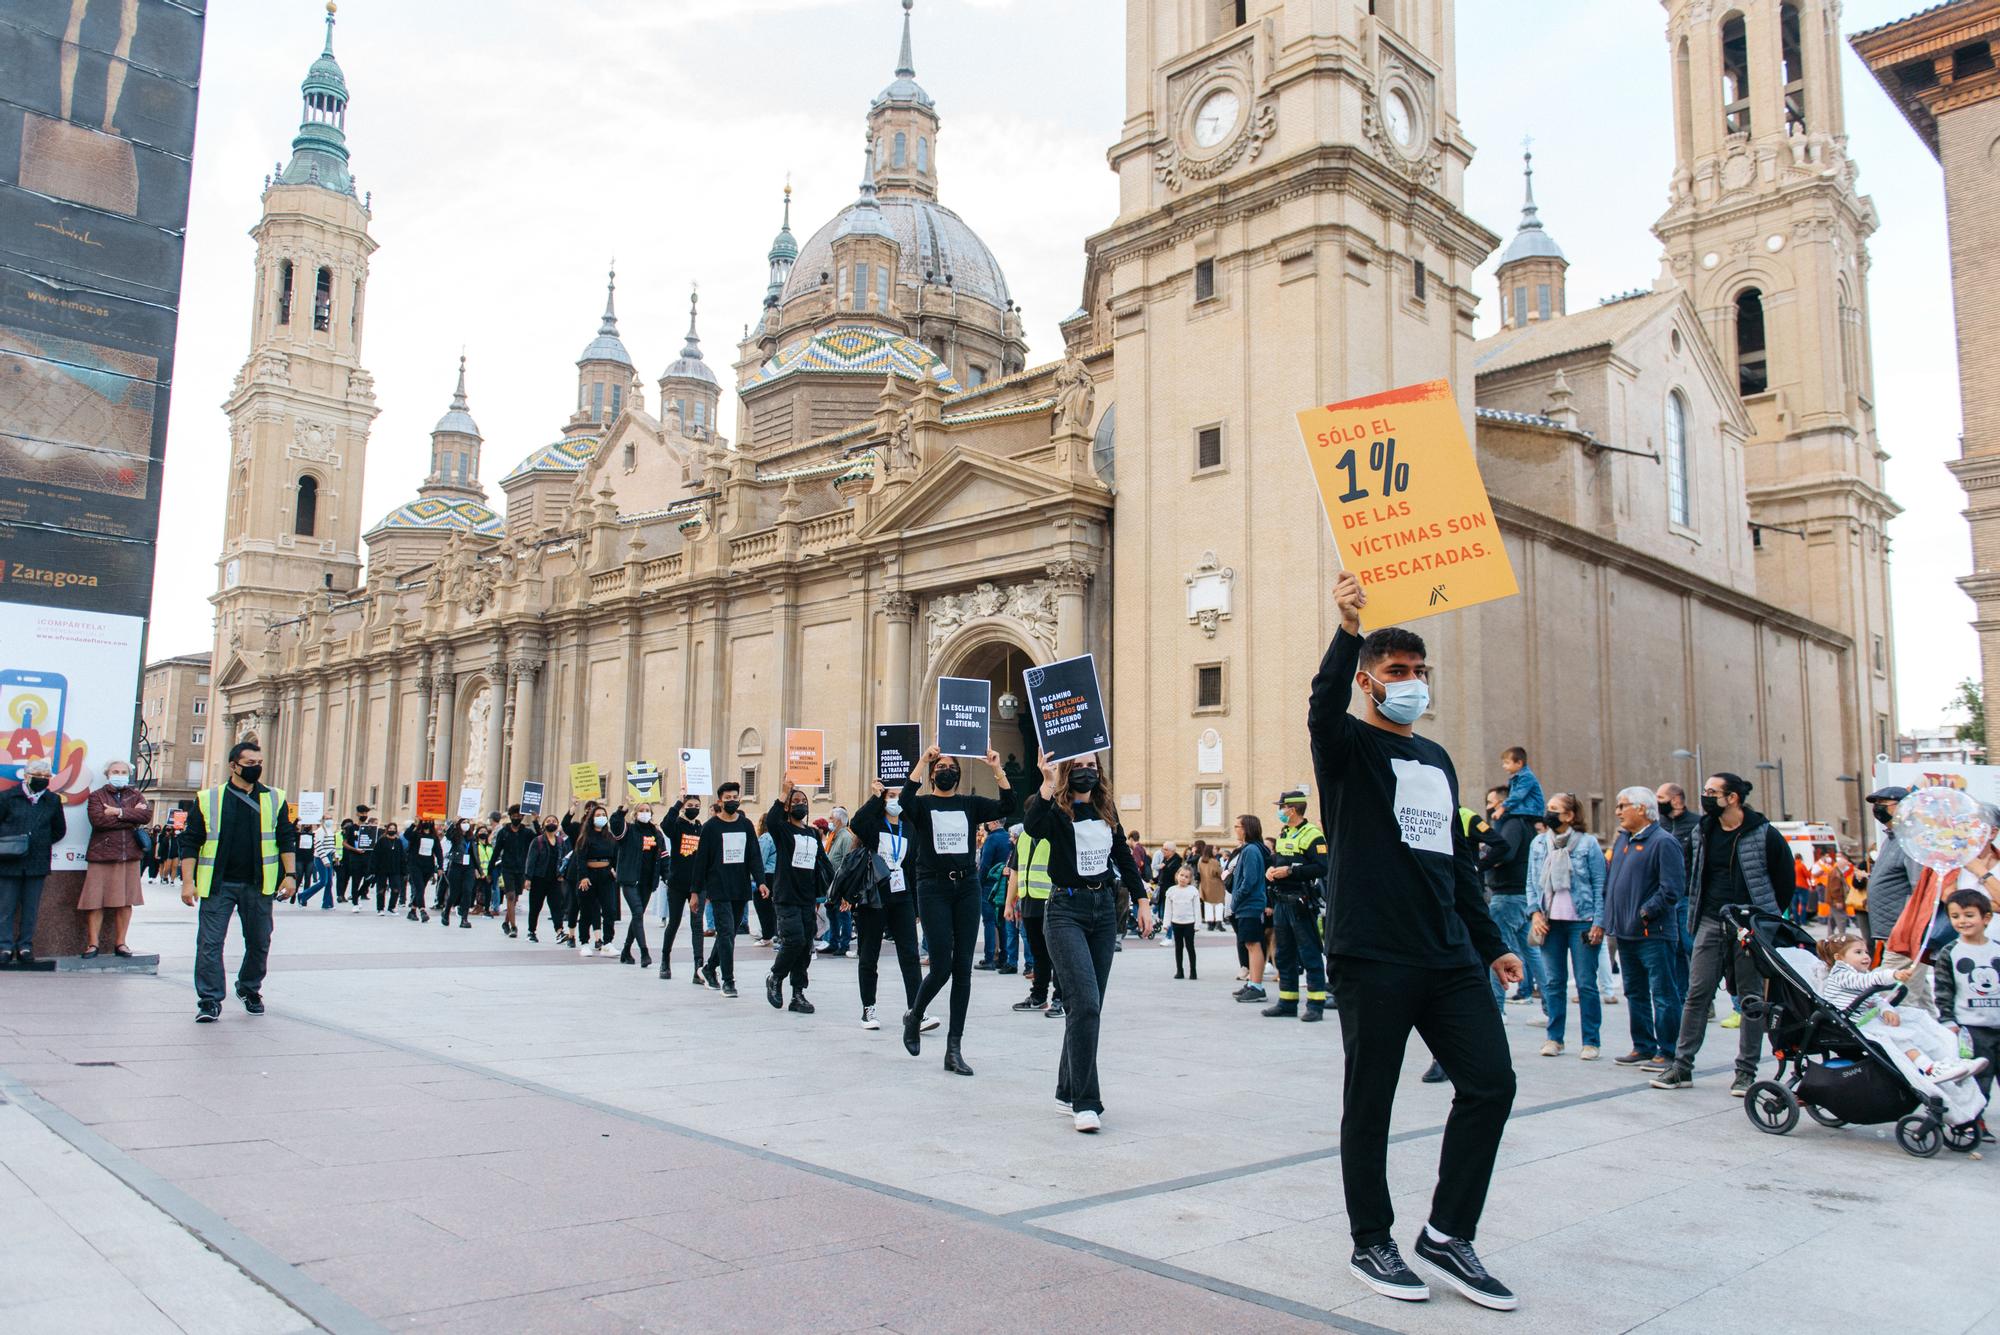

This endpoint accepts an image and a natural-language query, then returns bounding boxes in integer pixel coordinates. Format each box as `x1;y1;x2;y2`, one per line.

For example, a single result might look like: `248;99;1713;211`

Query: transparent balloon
1894;786;1994;874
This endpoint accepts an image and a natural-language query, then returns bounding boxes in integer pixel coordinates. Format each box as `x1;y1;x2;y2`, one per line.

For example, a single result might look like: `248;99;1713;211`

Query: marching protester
764;786;833;1012
563;801;620;955
405;817;438;922
178;742;298;1020
1264;790;1329;1021
1023;748;1150;1131
295;822;332;908
848;780;932;1031
896;746;1013;1075
0;756;67;966
492;806;533;936
1315;570;1521;1310
607;802;662;965
337;805;373;908
659;793;706;978
1527;792;1606;1060
374;819;408;915
80;758;151;959
524;816;567;943
443;815;479;929
692;781;763;996
1604;788;1687;1072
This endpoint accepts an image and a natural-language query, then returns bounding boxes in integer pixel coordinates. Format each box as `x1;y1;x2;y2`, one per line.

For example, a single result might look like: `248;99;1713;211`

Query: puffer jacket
1526;828;1607;927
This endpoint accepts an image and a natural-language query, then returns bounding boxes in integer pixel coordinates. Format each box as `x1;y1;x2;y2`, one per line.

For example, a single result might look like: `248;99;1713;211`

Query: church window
1536;284;1551;323
193;698;207;715
191;727;205;746
854;263;869;311
1720;13;1752;135
313;266;333;331
1196;425;1223;472
457;452;469;484
1873;635;1886;674
740;766;759;800
1413;260;1426;301
592;382;605;420
918;137;929;172
610;384;623;419
837;264;849;305
277;260;293;325
624;442;636;470
1513;285;1528;328
1955;43;1995;80
1781;4;1807;132
968;363;988;387
1735;288;1769;395
293;475;318;536
1665;390;1691;527
676;398;687;422
1675;37;1694;157
1194;259;1216;302
1195;663;1225;711
893;132;907;168
1223;0;1246;28
877;266;890;312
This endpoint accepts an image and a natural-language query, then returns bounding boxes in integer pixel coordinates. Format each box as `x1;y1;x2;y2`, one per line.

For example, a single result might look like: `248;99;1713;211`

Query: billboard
0;1;206;622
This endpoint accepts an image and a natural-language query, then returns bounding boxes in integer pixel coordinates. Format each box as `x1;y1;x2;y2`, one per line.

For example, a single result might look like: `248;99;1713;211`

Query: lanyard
886;822;904;866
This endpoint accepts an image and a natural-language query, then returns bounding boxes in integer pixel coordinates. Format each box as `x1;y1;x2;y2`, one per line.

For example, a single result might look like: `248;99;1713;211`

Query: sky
146;0;1973;728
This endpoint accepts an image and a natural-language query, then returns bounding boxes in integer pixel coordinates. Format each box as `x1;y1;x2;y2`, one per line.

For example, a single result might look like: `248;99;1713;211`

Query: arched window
1781;3;1807;132
893;132;907;167
1735;288;1769;395
1674;37;1693;158
1665;391;1691;527
313;266;333;331
293;475;318;536
623;442;636;470
1720;13;1752;135
692;399;706;429
277;260;294;326
917;137;929;173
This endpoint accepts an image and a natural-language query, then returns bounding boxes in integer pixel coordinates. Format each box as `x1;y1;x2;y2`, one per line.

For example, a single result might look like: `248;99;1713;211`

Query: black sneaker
1012;997;1045;1012
238;991;265;1015
1047;1002;1066;1019
195;1001;221;1023
1235;985;1267;1003
1650;1063;1694;1090
765;972;784;1009
702;964;720;991
1349;1241;1428;1302
788;993;815;1015
1730;1073;1756;1098
1412;1231;1516;1311
721;982;738;998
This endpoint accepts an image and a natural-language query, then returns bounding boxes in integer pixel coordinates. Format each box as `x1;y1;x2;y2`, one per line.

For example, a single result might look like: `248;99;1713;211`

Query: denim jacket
1526;829;1606;927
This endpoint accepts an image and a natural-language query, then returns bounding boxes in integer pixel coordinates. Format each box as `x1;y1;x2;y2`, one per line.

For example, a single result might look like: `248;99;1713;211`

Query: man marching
1314;570;1522;1311
1263;789;1329;1022
179;741;299;1022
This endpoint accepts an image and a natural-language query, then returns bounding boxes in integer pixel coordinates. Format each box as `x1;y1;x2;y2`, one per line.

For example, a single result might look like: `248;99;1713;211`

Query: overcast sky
147;0;1971;728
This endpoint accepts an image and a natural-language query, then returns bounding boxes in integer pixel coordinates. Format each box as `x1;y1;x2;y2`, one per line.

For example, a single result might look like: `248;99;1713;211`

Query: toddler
1816;933;1988;1124
1498;747;1545;819
1166;863;1200;980
1933;889;2000;1102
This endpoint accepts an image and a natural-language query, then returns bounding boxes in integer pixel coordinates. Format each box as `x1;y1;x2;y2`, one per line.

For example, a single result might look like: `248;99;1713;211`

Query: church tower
1083;1;1500;824
209;3;378;748
1494;148;1568;329
1655;0;1898;762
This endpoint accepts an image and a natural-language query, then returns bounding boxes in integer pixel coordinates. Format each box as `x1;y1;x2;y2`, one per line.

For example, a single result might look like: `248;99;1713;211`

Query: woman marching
375;820;408;915
845;779;937;1033
442;816;479;929
405;818;437;922
763;786;833;1013
897;746;1013;1076
525;816;567;943
563;802;620;955
1023;748;1151;1132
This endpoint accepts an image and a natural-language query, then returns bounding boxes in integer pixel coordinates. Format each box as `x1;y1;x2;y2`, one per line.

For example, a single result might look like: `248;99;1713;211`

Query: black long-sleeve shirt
1308;626;1504;969
491;819;535;873
176;781;298;885
606;811;664;885
1021;793;1145;895
692;813;764;903
763;800;833;905
894;780;1008;883
660;809;704;892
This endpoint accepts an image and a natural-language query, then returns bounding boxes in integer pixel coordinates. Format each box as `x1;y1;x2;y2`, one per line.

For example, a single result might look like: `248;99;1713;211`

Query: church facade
206;1;1895;844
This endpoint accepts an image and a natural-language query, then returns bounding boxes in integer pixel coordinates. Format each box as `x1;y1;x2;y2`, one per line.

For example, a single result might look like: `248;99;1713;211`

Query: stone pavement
0;898;1995;1334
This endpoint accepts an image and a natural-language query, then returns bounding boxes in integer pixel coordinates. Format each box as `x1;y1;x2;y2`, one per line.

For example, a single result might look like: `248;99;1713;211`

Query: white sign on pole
680;748;714;796
297;791;325;826
456;787;484;821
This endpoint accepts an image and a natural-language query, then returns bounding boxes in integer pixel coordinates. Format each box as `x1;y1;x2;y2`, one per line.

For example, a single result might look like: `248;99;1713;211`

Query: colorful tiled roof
501;434;601;484
743;325;960;392
366;495;502;538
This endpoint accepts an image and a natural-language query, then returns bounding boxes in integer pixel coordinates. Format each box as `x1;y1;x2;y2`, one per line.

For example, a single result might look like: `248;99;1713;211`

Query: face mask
722;799;740;814
544;825;558;835
885;799;902;817
1364;674;1429;726
1871;805;1893;827
789;804;810;822
460;820;470;830
1700;795;1724;818
637;811;652;823
236;763;263;785
593;815;609;828
1545;810;1565;826
1068;769;1100;794
510;815;522;824
27;775;49;793
684;806;699;819
933;767;960;791
107;774;129;789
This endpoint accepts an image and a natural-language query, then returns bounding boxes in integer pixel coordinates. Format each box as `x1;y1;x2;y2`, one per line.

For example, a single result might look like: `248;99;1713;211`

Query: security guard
1264;788;1329;1022
178;740;298;1022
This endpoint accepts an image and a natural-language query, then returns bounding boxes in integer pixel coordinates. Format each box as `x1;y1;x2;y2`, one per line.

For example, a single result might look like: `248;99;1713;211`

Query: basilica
207;1;1895;845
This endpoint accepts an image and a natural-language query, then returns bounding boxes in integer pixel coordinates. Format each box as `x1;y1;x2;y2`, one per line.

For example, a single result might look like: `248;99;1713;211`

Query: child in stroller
1816;934;1987;1120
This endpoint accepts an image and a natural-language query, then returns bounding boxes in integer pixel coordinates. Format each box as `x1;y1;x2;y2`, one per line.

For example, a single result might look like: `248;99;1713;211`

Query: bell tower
1655;0;1898;764
1084;1;1500;820
210;3;378;729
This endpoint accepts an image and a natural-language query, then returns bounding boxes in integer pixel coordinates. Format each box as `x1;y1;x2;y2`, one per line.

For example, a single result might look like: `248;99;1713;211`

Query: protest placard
456;787;484;821
297;791;325;826
936;678;991;758
415;781;448;821
679;748;713;796
875;724;921;787
569;762;602;803
520;781;544;816
626;760;663;804
1024;654;1110;765
784;729;825;790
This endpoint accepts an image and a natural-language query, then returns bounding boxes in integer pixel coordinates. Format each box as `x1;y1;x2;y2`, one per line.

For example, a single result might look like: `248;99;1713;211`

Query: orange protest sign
415;781;448;821
784;729;825;790
1296;379;1517;625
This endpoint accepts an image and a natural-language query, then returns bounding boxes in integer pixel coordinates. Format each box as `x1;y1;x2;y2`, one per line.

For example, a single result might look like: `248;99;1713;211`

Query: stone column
414;655;435;779
433;652;458;790
1047;560;1094;660
881;591;916;723
483;640;508;813
508;652;543;802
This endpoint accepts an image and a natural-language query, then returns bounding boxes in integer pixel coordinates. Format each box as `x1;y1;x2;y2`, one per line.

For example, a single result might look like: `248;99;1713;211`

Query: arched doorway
926;626;1047;805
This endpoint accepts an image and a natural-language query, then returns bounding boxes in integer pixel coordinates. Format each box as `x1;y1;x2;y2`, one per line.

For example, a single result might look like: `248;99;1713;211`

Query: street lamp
1672;746;1702;783
1755;758;1789;822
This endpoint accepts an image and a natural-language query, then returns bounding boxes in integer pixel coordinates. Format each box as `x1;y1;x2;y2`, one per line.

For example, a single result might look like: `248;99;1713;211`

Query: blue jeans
1488;894;1544;1006
980;897;1000;963
827;907;852;952
1537;920;1602;1046
1617;933;1684;1059
296;858;333;908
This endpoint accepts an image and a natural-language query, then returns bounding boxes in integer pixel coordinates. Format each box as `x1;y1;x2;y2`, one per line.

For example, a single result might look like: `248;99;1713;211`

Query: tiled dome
501;434;601;483
366;495;501;538
743;325;960;392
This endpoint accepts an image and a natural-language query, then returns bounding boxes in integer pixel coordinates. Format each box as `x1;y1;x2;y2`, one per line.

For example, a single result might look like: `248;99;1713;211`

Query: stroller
1723;905;1982;1158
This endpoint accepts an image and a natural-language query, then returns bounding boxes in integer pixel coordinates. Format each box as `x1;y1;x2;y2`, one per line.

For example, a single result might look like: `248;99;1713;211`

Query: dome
501;433;601;484
432;355;479;437
783;196;1012;313
873;75;933;110
578;269;634;368
743;325;961;393
663;354;718;388
366;495;500;540
1500;227;1565;265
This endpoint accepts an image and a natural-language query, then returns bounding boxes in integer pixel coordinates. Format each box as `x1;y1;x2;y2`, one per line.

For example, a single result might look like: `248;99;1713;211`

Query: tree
1952;678;1986;754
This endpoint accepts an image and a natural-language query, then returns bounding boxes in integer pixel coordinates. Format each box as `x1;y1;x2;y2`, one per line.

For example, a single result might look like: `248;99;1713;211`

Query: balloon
1894;786;1994;874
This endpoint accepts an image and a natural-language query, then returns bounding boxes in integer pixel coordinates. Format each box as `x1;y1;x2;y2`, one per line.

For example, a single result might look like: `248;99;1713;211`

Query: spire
837;135;895;241
1518;146;1543;236
1498;140;1566;266
432;353;481;438
450;354;469;412
664;284;720;388
578;265;635;367
896;0;916;79
873;0;934;110
680;287;703;361
599;267;619;334
277;2;355;195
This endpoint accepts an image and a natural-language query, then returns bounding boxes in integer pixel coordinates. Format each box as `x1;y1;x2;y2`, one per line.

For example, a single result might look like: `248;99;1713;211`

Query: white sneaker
861;1006;879;1030
1073;1109;1101;1133
920;1016;941;1033
351;903;361;913
1935;1058;1987;1083
1539;1040;1562;1057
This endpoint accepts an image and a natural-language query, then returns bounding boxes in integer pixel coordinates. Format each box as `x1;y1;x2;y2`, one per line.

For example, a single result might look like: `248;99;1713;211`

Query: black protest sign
1024;654;1110;764
875;724;921;788
936;677;991;758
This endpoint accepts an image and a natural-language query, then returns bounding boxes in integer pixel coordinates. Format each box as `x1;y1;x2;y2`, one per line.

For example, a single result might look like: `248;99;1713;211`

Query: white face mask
885;799;902;817
637;811;652;823
593;815;609;828
106;773;130;789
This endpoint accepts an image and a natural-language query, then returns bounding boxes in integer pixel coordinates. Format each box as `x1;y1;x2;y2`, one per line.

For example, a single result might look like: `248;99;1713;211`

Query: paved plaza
1;901;1995;1334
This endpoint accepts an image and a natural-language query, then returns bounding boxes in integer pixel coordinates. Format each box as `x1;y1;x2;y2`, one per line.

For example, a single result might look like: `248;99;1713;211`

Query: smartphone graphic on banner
0;670;68;785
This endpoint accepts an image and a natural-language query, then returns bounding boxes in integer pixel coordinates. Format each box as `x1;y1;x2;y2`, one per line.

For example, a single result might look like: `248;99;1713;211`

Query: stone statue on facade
1053;352;1095;436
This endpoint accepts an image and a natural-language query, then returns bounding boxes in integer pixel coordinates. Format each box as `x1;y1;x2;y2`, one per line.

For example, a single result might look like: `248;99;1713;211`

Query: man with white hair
818;806;856;956
0;755;67;965
1603;788;1687;1072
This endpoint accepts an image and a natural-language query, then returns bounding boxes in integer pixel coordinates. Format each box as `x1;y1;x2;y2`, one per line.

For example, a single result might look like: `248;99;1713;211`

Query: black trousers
706;899;742;983
446;864;476;914
1172;921;1197;977
660;884;698;966
375;874;402;913
856;894;921;1010
771;900;815;993
915;877;979;1038
751;893;777;942
579;867;618;940
1022;904;1063;1004
619;881;650;958
527;875;560;933
1045;887;1118;1113
1330;955;1516;1247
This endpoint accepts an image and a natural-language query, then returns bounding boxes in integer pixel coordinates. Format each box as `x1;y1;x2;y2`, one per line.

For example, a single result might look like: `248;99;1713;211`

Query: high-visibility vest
1017;834;1053;900
476;842;493;874
1274;820;1325;861
194;784;286;898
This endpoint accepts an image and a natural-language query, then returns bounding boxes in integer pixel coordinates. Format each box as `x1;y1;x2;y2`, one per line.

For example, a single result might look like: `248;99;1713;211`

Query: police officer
1264;789;1330;1022
178;741;298;1022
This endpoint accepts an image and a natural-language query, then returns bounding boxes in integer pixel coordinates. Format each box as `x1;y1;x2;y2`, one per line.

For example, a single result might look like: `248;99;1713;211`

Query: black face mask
27;776;49;793
1871;804;1893;827
684;806;699;819
1700;795;1724;818
510;815;522;825
1545;810;1565;826
789;804;810;822
236;764;262;786
721;799;740;814
933;767;960;792
1068;769;1100;794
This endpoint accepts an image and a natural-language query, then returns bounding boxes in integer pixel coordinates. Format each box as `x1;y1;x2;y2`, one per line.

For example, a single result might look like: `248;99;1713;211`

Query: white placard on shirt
790;835;819;870
721;831;747;865
931;809;970;855
418;837;434;857
1390;757;1454;856
876;831;907;869
1075;820;1113;877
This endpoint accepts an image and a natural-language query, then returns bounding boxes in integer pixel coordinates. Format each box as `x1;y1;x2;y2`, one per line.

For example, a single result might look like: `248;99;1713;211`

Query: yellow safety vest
1275;820;1324;860
1017;834;1053;900
194;784;286;898
476;842;493;874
